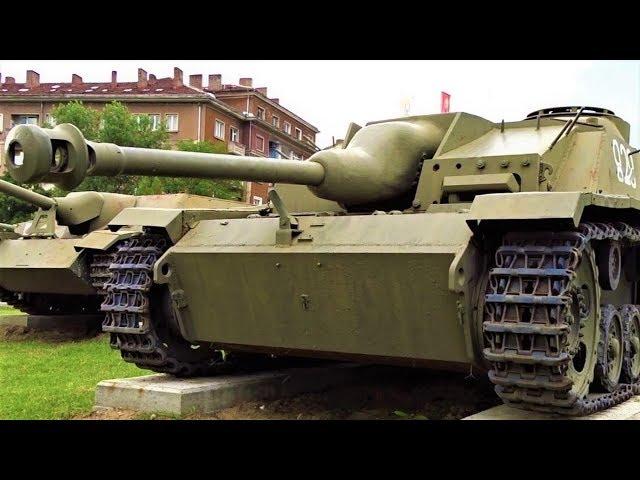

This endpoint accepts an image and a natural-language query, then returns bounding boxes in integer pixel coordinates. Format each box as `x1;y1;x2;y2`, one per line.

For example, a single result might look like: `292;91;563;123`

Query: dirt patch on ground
79;367;500;420
202;369;498;420
81;408;140;420
0;324;102;342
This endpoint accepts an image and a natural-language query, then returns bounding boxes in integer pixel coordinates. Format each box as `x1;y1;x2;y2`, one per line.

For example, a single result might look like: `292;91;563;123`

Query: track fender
74;229;141;252
465;191;640;233
107;208;184;243
467;192;588;231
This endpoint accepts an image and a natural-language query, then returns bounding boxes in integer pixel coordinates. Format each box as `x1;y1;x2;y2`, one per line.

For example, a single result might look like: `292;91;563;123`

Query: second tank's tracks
484;222;640;415
0;289;101;315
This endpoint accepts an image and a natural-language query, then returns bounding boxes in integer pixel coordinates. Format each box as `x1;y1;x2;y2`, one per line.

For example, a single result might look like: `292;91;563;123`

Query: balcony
227;141;246;156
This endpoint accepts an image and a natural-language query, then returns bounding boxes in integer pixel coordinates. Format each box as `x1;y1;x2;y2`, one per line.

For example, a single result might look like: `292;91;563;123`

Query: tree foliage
175;139;227;154
49;100;100;140
98;102;168;148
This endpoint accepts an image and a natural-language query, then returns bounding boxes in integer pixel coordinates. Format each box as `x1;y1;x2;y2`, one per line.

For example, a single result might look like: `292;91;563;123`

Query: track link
483;222;640;415
95;233;227;376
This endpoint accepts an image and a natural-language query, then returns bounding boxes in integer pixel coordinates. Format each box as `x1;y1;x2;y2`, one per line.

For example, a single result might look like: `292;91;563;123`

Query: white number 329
612;138;636;189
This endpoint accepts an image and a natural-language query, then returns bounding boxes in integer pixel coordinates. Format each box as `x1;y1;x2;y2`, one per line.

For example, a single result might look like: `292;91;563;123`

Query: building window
295;127;302;140
230;127;239;143
255;135;265;153
215;120;225;140
165;114;179;132
256;107;266;120
272;115;279;128
268;140;280;159
283;121;291;135
252;196;264;206
149;114;161;131
11;114;38;127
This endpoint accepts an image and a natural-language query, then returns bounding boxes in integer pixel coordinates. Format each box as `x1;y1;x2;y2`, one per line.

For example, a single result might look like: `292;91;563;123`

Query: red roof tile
0;77;204;97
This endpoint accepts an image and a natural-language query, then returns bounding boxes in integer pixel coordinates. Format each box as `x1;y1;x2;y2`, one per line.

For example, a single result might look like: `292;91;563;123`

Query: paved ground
465;396;640;420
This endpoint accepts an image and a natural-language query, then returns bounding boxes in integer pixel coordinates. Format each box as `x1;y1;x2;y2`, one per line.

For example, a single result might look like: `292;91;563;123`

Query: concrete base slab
0;313;103;330
96;363;373;416
0;314;27;327
464;396;640;420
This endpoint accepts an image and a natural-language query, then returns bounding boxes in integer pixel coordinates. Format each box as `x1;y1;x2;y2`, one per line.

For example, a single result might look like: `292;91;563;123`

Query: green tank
0;167;261;315
6;107;640;416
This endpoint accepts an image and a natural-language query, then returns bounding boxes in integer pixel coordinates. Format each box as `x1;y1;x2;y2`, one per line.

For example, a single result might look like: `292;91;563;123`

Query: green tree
97;101;168;149
137;140;243;200
50;100;100;140
131;114;170;149
175;139;227;154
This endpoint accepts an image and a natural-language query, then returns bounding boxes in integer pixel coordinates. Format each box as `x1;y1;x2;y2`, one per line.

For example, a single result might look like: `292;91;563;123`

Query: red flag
441;91;450;113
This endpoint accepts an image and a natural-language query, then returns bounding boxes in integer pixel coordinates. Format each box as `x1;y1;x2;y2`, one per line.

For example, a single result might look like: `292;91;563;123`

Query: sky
1;60;640;147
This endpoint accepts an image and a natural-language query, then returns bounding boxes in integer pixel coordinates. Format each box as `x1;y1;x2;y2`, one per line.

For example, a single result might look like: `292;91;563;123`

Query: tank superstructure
6;106;640;415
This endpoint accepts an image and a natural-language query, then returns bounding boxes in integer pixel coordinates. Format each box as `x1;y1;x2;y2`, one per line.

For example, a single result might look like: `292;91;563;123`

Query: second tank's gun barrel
0;222;17;232
0;177;56;210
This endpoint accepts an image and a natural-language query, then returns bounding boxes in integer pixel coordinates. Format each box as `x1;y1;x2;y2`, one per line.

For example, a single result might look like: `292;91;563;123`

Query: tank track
93;233;233;376
0;288;32;312
483;222;640;415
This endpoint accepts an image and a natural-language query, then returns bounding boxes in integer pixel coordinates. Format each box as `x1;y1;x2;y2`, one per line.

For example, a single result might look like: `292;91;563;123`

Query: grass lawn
0;325;144;419
0;305;21;315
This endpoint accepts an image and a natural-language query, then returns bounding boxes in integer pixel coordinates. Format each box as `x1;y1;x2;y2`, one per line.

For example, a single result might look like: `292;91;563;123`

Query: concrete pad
464;396;640;420
96;363;373;416
0;314;27;327
0;313;103;330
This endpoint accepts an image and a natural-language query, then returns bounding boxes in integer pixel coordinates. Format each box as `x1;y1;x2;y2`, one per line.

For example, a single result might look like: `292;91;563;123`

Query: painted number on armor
612;138;636;188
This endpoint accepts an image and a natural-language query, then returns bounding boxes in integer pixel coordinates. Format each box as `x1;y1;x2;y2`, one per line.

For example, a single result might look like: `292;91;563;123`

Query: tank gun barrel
0;177;56;210
89;145;326;185
4;120;449;207
3;124;325;191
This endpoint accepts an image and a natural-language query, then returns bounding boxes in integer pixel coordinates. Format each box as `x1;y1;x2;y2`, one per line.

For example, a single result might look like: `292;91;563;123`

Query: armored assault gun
6;106;640;416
